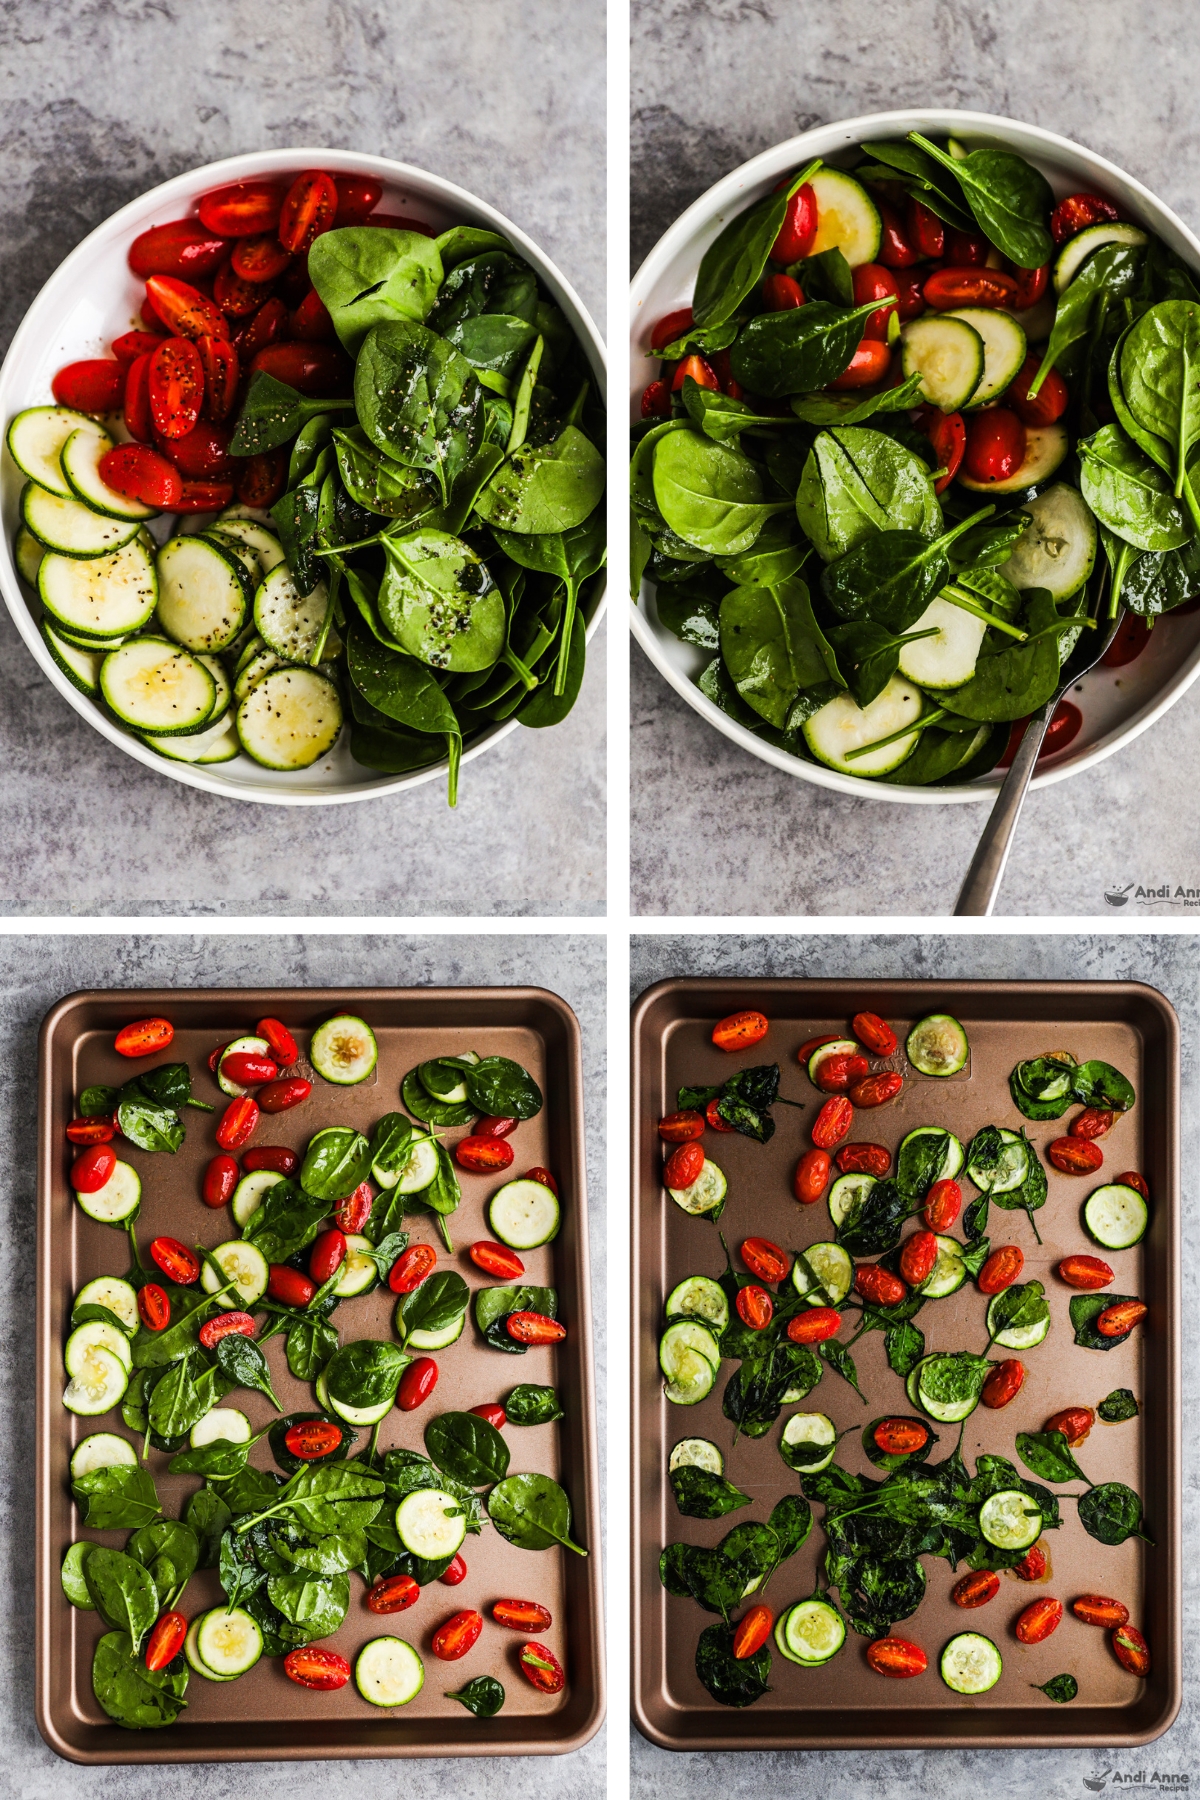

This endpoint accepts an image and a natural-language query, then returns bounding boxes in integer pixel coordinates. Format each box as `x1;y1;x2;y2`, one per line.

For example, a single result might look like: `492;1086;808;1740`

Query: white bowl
0;148;606;807
630;108;1200;806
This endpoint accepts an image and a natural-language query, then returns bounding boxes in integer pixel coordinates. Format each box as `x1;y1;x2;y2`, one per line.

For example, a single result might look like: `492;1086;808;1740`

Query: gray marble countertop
631;0;1200;918
1;932;605;1795
0;0;606;917
629;931;1198;1797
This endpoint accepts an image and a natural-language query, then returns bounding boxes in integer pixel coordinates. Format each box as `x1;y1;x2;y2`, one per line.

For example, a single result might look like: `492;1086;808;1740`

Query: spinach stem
940;584;1027;641
843;708;947;761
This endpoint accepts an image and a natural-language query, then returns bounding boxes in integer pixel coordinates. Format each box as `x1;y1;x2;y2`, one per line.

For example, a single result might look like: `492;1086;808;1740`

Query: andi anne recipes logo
1105;882;1200;909
1082;1773;1191;1790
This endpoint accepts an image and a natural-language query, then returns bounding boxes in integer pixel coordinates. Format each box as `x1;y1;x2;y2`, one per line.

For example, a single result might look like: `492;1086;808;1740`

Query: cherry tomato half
257;1017;299;1064
334;1181;373;1233
827;338;891;389
471;1402;506;1429
852;262;899;339
70;1144;116;1193
137;1284;170;1332
198;1311;256;1349
145;275;225;341
284;1417;345;1460
257;1078;312;1113
99;443;182;508
518;1640;565;1693
770;180;818;263
740;1237;789;1282
389;1243;437;1294
198;180;287;237
309;1228;347;1284
367;1573;420;1614
455;1136;515;1174
115;1017;174;1057
523;1166;558;1195
129;220;229;280
712;1009;769;1052
505;1311;566;1345
243;1145;298;1177
439;1553;468;1586
397;1356;439;1411
66;1117;116;1146
283;1646;350;1690
657;1110;705;1143
469;1240;526;1280
52;360;124;413
149;1236;199;1285
216;1096;259;1150
493;1597;552;1631
278;171;338;254
148;337;203;439
144;1611;188;1671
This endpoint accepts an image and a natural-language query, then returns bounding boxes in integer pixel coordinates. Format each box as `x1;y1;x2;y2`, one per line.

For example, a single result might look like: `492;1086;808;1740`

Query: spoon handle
954;697;1056;916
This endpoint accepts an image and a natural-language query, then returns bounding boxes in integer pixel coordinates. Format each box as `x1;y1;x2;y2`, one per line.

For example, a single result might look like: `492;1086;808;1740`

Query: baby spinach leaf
1072;1060;1136;1111
474;1284;556;1336
886;1319;926;1377
83;1547;161;1651
116;1082;184;1154
148;1354;224;1440
1070;1292;1140;1350
789;371;925;428
669;1466;752;1518
796;425;941;561
286;1311;340;1382
1015;1430;1092;1487
1031;241;1146;399
71;1300;133;1336
1078;423;1192;550
127;1519;200;1608
239;1463;387;1538
1035;1673;1079;1703
230;371;354;456
79;1083;118;1116
424;1410;510;1487
692;159;822;328
907;133;1053;268
169;1435;257;1480
1098;1388;1139;1423
429;250;538;332
399;1063;474;1127
827;619;939;709
987;1280;1050;1345
72;1465;162;1531
464;1055;543;1119
377;529;505;672
695;1620;771;1707
487;1473;586;1554
920;1352;990;1410
730;299;881;399
835;1178;909;1256
446;1674;505;1716
822;509;990;634
719;575;843;727
940;589;1064;723
309;226;444;353
185;1487;232;1568
1121;299;1200;495
214;1333;283;1411
368;1110;414;1175
281;1528;366;1576
505;1383;563;1425
334;424;438;520
855;140;973;227
475;424;605;534
300;1127;374;1202
136;1062;211;1112
436;227;510;270
266;1571;350;1641
820;1339;867;1403
1078;1480;1151;1546
356;321;482;504
325;1339;409;1410
92;1630;188;1729
241;1177;332;1262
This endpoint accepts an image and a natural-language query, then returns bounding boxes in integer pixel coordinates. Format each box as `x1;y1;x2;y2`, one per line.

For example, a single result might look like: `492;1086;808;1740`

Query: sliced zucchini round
61;1541;96;1608
219;502;277;528
827;1172;876;1230
22;482;140;558
355;1636;425;1707
395;1488;468;1561
219;1035;272;1099
807;1038;861;1084
775;1597;846;1666
65;1321;132;1378
236;666;343;770
185;1615;236;1681
379;1134;439;1194
39;533;157;636
199;653;232;719
916;1355;981;1423
63;1344;128;1416
61;428;155;521
958;421;1068;494
330;1389;396;1426
197;1605;263;1677
101;637;216;735
793;1240;853;1305
489;1177;560;1249
310;1014;377;1084
665;1275;730;1332
156;534;250;653
968;1128;1029;1194
334;1234;379;1298
15;523;46;585
42;620;103;697
231;1168;284;1228
940;1631;1002;1695
803;676;924;778
899;1125;965;1181
74;1274;139;1332
978;1489;1042;1550
907;1014;969;1078
190;1407;252;1449
254;562;330;661
74;1159;140;1224
144;714;240;765
210;518;286;580
921;1236;967;1299
900;313;986;411
233;647;281;703
407;1309;466;1352
69;1431;137;1479
780;1410;837;1474
660;1319;721;1380
897;596;987;690
669;1437;724;1475
996;481;1097;601
808;169;881;267
7;405;103;498
1054;222;1148;293
1083;1182;1149;1250
944;307;1027;407
986;1293;1050;1351
201;1239;270;1306
667;1157;727;1216
663;1346;717;1406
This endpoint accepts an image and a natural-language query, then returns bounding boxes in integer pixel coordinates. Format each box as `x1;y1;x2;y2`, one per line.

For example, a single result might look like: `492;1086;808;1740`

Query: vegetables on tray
634;131;1200;786
656;1005;1152;1704
60;1009;575;1725
12;167;606;802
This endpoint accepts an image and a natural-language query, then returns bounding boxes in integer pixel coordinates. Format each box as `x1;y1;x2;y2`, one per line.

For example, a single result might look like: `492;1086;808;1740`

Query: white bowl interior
630;108;1200;805
0;148;606;807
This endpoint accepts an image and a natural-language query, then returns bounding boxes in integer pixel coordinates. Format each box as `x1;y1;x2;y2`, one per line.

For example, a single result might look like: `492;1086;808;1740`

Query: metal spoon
954;605;1126;916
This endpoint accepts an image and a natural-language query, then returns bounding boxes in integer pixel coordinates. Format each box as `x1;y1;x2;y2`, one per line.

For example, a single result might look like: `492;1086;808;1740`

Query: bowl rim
0;145;607;808
629;106;1200;806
